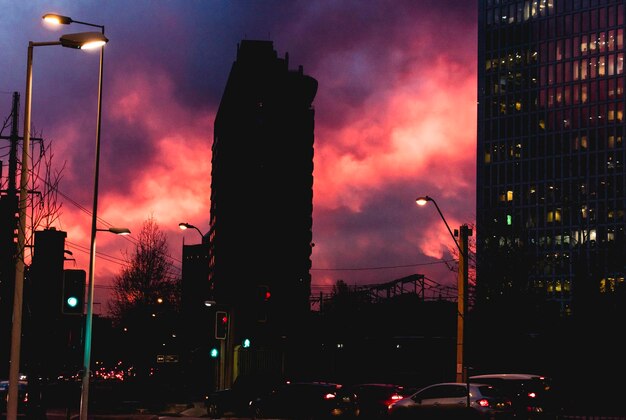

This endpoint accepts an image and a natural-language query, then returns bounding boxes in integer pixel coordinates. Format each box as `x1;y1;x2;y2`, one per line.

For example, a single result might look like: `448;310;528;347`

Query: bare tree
108;216;180;320
28;136;65;230
0;102;64;261
107;216;181;378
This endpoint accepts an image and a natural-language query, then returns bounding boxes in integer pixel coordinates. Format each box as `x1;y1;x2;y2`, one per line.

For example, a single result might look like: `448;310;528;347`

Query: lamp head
109;227;131;235
416;196;433;206
59;32;108;50
97;227;131;235
42;13;73;25
179;222;190;231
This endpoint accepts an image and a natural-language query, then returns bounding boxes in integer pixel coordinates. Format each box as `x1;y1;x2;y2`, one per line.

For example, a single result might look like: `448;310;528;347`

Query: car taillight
324;393;336;400
386;394;403;405
476;398;490;407
527;392;537;399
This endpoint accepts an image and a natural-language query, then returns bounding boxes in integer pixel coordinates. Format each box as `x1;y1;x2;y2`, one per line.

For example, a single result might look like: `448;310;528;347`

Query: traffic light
259;285;271;301
257;285;270;322
62;269;86;315
209;347;219;358
215;310;229;339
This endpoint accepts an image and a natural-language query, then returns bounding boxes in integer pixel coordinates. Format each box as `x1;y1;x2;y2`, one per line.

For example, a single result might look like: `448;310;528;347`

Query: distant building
179;241;210;396
209;40;318;383
476;1;626;319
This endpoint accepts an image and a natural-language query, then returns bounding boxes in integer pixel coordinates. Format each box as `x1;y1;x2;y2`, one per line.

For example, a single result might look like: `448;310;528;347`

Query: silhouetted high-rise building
179;241;211;396
477;1;626;320
209;40;317;381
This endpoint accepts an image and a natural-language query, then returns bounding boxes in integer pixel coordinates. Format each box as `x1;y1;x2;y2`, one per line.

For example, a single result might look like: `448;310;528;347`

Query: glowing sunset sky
0;1;477;313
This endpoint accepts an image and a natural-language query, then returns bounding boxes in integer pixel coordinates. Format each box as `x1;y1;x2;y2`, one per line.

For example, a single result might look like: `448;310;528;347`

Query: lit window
547;210;561;222
563;280;571;292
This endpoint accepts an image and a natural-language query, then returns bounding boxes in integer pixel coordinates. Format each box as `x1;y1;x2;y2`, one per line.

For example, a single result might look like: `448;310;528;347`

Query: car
0;378;29;415
206;373;286;418
345;383;412;418
250;381;359;419
468;373;560;419
388;382;514;419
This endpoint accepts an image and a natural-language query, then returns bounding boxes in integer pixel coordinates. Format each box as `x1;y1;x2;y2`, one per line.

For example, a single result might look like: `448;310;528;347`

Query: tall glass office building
477;0;626;318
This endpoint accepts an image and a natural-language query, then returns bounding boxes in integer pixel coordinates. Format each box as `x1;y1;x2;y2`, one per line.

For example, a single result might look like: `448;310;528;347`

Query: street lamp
6;31;108;420
98;227;131;235
416;196;471;389
179;222;205;241
43;13;108;420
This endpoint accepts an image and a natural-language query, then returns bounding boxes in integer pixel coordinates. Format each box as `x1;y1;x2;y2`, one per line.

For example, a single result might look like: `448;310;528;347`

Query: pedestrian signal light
242;338;251;348
62;269;86;315
210;347;219;358
215;310;229;339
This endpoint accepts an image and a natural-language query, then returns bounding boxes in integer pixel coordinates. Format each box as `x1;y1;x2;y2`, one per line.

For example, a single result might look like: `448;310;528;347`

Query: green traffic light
242;338;251;348
66;296;79;308
210;347;219;358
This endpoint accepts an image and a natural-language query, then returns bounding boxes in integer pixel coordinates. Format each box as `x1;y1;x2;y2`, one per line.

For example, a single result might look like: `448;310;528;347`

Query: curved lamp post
416;195;471;392
43;14;108;420
179;222;205;241
6;31;107;420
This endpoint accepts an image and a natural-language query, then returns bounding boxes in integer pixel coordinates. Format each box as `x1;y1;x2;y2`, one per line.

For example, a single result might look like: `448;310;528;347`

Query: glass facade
477;0;626;316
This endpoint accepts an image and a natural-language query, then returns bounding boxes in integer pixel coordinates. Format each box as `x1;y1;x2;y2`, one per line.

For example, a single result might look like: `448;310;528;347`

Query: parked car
346;383;412;418
469;373;560;419
388;382;514;419
250;381;359;419
0;378;29;415
206;373;286;418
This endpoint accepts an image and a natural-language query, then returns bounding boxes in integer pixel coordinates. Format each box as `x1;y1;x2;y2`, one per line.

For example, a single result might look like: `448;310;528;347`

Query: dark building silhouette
209;39;317;384
476;0;626;408
179;240;211;398
25;229;83;377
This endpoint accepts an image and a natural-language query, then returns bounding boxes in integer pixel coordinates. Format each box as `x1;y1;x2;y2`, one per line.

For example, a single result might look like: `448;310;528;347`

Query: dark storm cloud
0;0;478;307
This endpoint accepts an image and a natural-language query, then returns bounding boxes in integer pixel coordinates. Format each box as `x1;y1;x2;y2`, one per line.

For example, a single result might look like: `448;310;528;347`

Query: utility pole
456;224;471;384
0;93;22;379
0;93;43;378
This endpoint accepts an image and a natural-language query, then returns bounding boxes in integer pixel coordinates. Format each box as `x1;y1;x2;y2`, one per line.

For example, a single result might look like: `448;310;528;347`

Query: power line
310;259;456;272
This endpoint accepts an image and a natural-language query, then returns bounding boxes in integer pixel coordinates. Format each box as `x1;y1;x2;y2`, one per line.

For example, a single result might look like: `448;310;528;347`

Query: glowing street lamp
43;13;109;420
6;30;107;420
416;195;471;388
179;222;205;241
98;227;131;235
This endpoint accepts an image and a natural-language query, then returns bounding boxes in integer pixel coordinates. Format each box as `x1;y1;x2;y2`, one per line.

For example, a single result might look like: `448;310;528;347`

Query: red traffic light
258;285;270;301
215;310;229;339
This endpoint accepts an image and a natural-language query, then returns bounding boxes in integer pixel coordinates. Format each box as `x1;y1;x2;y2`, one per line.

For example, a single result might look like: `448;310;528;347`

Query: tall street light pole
416;196;472;388
6;31;108;420
43;14;108;420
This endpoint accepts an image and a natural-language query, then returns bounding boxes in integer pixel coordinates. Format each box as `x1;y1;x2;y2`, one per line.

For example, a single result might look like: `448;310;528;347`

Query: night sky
0;1;478;313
